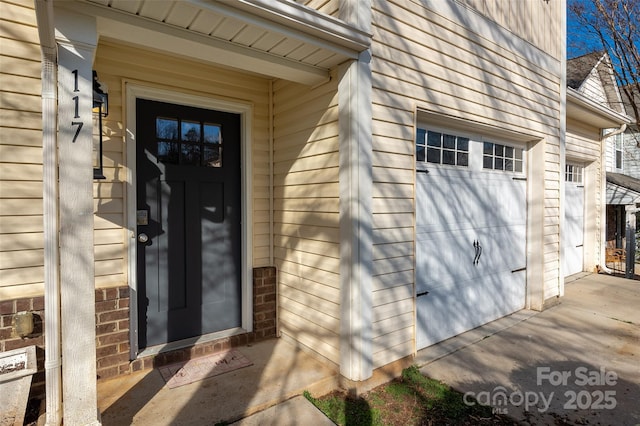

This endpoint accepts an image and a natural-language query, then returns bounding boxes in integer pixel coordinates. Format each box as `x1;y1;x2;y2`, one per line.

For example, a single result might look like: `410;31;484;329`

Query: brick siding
0;297;46;401
0;266;279;400
96;266;277;379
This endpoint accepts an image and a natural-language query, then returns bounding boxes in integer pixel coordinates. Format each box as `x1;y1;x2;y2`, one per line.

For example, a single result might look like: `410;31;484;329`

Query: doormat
158;349;253;389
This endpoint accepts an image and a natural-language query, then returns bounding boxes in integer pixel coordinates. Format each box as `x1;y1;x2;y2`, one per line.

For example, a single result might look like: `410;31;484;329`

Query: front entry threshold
137;327;247;358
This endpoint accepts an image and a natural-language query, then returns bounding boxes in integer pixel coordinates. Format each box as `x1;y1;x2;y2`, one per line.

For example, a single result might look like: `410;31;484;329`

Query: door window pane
182;121;200;142
203;146;222;167
204;124;221;144
203;124;222;167
157;118;178;140
157;118;179;164
181;143;200;165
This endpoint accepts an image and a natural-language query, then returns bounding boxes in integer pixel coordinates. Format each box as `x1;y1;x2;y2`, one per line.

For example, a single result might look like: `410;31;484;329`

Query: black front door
136;98;241;349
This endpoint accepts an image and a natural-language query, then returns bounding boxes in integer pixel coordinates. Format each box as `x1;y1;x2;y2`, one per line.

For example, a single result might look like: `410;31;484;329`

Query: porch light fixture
93;70;108;180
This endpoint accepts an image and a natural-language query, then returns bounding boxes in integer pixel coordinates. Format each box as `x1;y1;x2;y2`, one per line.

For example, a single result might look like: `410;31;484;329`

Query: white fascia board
567;88;632;128
70;1;330;86
209;0;371;52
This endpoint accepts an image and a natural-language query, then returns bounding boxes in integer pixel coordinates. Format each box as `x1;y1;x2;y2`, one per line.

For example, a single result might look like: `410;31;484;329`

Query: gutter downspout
599;123;627;275
34;1;62;424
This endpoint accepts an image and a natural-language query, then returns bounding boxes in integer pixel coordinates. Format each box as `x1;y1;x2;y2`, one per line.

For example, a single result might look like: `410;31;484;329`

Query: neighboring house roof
567;51;603;89
606;172;640;204
567;51;625;114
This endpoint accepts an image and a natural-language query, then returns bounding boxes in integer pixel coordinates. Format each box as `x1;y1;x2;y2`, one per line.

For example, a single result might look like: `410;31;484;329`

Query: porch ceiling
69;0;370;85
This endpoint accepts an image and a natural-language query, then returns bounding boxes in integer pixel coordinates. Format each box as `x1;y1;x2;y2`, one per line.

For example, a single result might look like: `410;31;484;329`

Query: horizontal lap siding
0;1;44;299
370;0;563;363
623;132;640;177
459;0;561;60
273;78;340;366
293;0;339;17
93;41;271;290
566;119;602;162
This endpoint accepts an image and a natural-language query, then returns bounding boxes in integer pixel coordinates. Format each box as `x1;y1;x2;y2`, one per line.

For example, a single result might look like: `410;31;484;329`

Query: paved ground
417;272;640;426
97;338;338;425
97;272;639;425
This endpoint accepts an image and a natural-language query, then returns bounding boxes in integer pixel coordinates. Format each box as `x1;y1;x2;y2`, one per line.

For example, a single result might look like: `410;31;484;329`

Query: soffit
71;0;370;85
567;88;631;129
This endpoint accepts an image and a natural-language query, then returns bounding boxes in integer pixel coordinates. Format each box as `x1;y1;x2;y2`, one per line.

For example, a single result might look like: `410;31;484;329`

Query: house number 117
71;69;83;143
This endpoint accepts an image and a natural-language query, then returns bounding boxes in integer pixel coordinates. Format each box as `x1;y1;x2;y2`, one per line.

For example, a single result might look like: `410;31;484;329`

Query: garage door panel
564;182;584;276
418;172;525;232
417;224;526;293
416;228;482;293
416;136;527;350
416;270;526;348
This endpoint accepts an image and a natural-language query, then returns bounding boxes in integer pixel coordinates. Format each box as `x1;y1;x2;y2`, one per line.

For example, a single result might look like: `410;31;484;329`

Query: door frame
125;83;253;358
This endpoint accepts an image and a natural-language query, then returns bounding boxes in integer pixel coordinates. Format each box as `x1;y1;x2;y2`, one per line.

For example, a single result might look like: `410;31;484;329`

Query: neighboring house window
482;142;523;172
565;164;583;183
416;129;469;166
614;134;623;170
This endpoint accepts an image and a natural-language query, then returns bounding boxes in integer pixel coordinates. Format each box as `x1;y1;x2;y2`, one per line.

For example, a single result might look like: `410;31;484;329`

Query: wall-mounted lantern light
93;70;108;180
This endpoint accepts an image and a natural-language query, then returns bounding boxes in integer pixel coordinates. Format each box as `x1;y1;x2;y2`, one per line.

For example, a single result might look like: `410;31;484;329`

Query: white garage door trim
415;126;527;350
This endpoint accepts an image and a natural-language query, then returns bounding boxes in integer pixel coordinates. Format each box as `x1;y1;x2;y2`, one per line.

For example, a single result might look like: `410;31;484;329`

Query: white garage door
564;164;585;276
416;129;527;350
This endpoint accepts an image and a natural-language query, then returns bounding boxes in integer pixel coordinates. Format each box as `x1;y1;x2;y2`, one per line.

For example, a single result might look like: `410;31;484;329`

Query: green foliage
304;389;381;426
306;365;500;425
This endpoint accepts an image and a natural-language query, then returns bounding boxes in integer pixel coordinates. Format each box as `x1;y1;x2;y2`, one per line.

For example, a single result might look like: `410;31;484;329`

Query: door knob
138;233;149;243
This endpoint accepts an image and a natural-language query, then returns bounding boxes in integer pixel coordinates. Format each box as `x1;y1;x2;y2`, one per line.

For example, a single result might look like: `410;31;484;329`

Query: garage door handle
473;240;482;265
576;244;583;248
511;267;526;273
417;169;429;174
417;291;429;297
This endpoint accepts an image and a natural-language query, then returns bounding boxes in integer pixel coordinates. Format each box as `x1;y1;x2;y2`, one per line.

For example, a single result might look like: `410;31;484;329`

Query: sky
567;0;602;59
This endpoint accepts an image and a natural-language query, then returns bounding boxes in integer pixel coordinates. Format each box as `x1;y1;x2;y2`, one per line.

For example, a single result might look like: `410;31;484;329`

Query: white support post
338;0;373;383
338;51;373;382
55;8;101;426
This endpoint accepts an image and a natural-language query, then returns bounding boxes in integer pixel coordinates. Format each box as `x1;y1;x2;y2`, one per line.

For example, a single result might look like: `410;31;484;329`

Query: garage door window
483;142;523;172
416;129;469;166
565;164;583;183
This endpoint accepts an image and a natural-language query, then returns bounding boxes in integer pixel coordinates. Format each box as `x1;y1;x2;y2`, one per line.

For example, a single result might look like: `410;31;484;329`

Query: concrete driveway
416;273;640;425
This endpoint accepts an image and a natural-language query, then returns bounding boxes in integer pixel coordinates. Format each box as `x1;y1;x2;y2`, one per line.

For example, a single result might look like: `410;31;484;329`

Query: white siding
293;0;340;17
580;69;608;105
623;131;640;179
273;78;341;366
0;0;44;299
459;0;562;60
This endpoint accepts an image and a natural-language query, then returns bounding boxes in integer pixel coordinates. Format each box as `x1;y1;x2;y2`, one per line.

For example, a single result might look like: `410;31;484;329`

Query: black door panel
136;99;241;349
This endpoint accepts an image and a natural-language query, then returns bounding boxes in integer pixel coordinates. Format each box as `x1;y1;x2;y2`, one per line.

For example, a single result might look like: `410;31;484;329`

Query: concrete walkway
98;273;639;425
97;338;338;425
416;273;640;425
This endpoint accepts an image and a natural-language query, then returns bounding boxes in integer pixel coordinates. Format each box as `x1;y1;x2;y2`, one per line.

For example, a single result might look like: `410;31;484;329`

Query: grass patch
305;366;518;425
